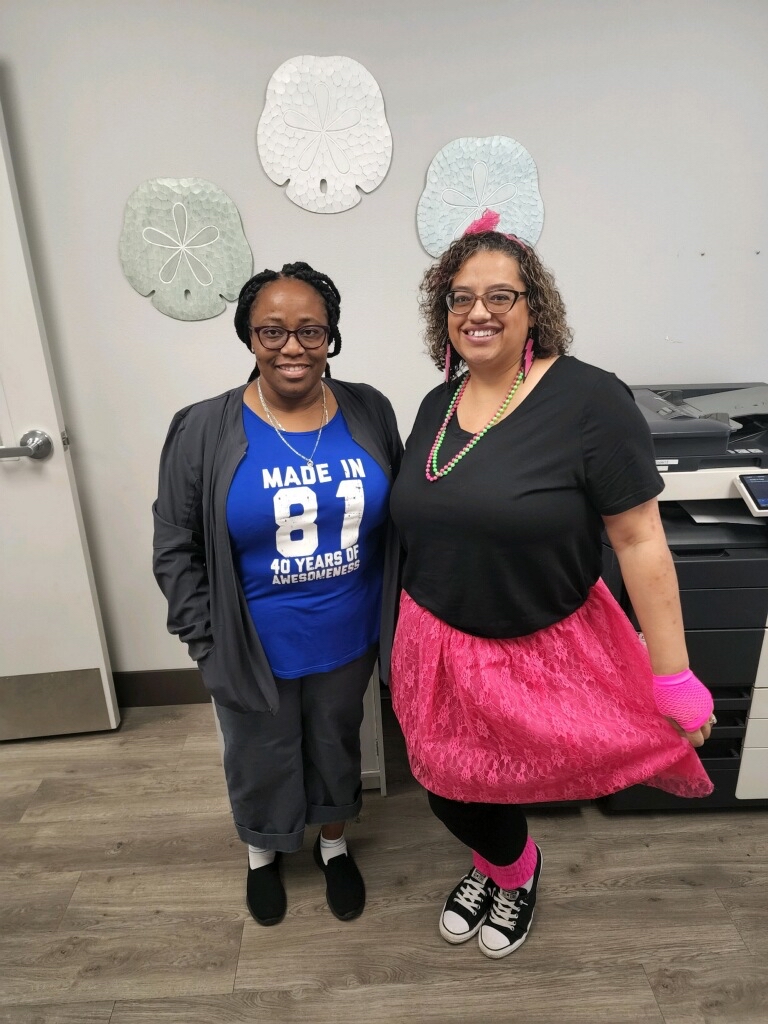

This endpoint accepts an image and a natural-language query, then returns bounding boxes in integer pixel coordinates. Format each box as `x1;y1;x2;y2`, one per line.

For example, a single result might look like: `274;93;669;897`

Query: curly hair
234;261;342;381
420;232;573;379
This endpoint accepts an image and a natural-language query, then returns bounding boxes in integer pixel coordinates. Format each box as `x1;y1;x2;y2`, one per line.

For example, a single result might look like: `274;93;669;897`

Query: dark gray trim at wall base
113;669;209;707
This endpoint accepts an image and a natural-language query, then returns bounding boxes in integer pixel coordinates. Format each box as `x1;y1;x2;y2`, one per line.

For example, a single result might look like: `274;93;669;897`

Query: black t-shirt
390;356;664;638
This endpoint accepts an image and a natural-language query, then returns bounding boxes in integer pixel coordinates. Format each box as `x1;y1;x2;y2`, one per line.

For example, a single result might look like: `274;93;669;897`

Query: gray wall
1;0;766;672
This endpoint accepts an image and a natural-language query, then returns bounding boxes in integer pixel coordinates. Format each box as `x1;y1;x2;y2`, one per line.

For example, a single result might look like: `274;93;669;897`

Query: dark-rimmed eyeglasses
249;324;330;350
446;289;528;315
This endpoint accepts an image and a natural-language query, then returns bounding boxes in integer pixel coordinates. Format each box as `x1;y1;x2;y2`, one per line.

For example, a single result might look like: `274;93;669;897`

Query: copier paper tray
661;501;768;551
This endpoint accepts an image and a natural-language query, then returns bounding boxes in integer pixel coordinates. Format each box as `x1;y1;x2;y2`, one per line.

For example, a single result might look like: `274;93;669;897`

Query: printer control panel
735;473;768;517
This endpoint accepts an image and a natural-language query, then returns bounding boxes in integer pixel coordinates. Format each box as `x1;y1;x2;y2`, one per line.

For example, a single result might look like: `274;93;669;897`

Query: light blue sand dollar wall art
257;54;392;213
417;137;544;257
119;178;253;321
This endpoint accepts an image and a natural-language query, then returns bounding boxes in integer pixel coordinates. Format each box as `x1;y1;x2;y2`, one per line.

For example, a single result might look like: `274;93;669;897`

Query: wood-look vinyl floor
0;701;766;1023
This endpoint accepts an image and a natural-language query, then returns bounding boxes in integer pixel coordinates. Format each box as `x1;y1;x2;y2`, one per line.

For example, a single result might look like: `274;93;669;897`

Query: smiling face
447;250;535;377
249;278;329;407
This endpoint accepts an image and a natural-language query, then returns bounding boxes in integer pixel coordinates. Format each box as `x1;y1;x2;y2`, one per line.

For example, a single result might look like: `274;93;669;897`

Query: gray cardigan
152;380;402;713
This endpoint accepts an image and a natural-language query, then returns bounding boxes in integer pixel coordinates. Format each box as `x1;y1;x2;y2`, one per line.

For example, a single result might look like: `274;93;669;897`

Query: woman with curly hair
389;211;714;960
153;262;401;927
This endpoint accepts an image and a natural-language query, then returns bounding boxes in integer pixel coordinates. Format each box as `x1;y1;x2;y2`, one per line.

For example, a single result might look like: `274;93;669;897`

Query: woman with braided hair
153;262;401;926
389;212;715;960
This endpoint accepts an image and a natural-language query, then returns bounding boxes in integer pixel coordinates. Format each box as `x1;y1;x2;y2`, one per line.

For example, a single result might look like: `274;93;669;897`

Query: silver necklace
256;379;328;467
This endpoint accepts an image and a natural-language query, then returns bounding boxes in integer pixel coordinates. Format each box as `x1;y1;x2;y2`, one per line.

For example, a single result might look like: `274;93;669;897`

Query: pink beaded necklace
425;342;534;482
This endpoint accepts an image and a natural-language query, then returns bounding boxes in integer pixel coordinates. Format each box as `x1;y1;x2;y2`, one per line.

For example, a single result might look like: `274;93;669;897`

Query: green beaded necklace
425;369;525;481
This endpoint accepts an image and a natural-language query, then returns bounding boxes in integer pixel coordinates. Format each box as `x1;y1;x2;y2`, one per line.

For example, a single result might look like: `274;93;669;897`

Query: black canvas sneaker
478;846;542;959
439;867;496;944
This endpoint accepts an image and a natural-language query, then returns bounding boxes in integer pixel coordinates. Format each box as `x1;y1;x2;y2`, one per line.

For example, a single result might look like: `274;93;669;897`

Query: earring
444;341;452;383
522;336;534;378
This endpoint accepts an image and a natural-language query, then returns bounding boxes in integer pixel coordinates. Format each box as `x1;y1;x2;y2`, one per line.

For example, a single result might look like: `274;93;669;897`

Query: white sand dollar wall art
119;178;253;321
417;137;544;257
257;55;392;213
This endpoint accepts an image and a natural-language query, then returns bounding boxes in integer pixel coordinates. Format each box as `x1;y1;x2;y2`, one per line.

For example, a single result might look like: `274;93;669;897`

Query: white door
0;103;118;740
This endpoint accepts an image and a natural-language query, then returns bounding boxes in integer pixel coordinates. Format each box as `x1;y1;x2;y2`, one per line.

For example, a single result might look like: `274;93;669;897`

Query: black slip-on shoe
313;834;366;921
246;853;286;926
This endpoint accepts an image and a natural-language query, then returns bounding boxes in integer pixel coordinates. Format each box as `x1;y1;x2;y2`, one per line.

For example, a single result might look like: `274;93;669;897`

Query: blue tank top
226;402;390;678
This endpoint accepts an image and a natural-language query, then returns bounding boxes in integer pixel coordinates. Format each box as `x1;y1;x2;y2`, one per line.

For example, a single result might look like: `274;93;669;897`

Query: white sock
248;845;276;870
319;834;347;864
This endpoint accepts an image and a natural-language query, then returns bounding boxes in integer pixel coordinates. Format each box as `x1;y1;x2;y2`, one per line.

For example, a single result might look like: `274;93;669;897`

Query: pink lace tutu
391;582;713;803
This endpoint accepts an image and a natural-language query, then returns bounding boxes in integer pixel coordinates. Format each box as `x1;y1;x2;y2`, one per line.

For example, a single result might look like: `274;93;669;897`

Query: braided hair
234;261;342;381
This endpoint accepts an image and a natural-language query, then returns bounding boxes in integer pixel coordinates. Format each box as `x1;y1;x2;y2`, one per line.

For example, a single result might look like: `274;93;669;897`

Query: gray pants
214;647;377;852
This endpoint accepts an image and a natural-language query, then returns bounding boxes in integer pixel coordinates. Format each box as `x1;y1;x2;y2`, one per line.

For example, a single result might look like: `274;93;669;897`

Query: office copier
602;382;768;810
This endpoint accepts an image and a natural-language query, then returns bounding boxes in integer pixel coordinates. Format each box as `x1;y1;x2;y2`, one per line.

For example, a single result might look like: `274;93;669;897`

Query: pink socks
474;836;538;890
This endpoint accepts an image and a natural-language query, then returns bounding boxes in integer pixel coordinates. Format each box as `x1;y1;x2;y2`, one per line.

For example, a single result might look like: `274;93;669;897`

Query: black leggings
428;791;529;866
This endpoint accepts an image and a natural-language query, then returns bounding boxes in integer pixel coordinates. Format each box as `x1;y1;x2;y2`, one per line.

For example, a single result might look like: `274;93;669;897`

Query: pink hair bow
464;209;528;249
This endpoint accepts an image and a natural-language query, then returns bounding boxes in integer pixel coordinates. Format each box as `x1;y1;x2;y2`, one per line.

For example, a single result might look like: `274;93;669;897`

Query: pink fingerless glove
652;669;714;732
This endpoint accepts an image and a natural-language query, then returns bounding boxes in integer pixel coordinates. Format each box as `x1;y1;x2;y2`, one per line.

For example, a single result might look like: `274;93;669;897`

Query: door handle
0;429;54;460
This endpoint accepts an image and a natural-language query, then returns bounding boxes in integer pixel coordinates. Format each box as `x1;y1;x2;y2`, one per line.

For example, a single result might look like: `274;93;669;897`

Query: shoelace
488;887;526;926
454;871;488;914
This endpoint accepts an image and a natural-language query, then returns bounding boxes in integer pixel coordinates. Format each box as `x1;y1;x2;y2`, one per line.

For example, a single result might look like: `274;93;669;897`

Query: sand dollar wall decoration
119;178;253;321
257;55;392;213
417;137;544;257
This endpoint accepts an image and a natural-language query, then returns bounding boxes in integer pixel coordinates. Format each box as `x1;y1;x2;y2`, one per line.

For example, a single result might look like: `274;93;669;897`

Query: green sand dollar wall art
119;178;252;320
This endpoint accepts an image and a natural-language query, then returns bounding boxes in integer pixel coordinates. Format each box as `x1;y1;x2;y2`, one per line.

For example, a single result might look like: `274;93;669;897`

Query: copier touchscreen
736;473;768;516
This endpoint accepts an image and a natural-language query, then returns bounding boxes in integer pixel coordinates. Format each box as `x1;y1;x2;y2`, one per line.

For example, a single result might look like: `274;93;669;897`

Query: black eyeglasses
446;289;528;315
249;325;330;350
